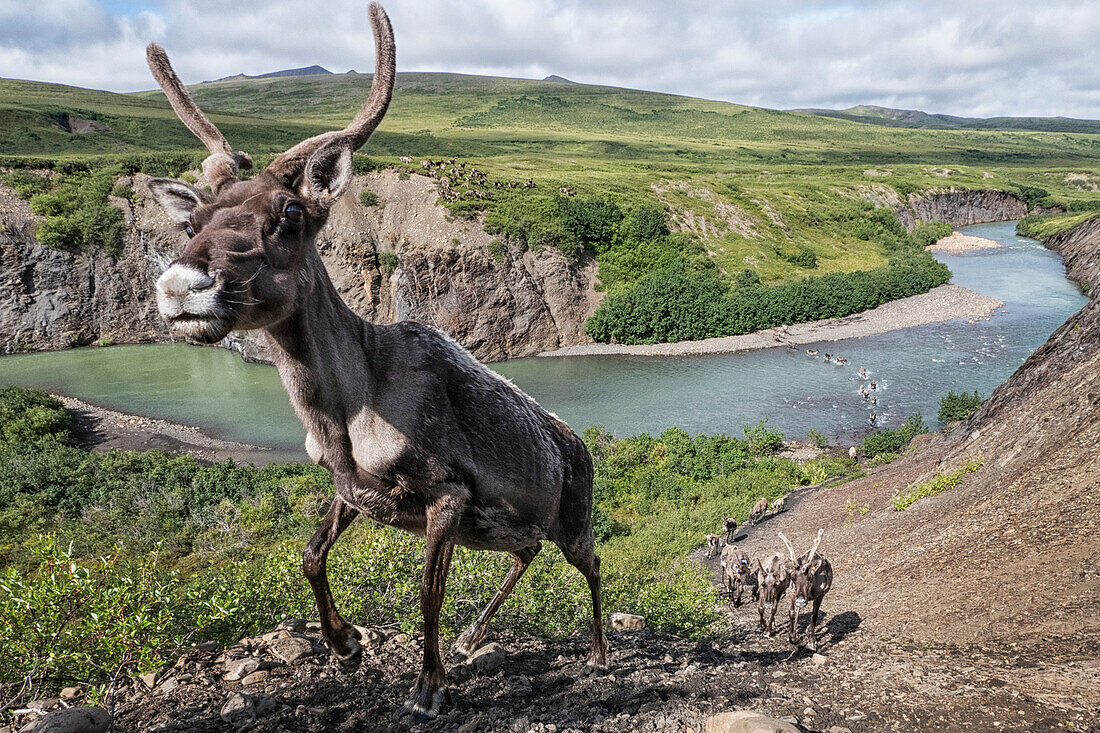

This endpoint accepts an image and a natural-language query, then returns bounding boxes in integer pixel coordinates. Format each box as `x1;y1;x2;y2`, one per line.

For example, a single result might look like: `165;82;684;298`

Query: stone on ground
466;642;506;673
17;707;111;733
705;710;800;733
609;612;646;631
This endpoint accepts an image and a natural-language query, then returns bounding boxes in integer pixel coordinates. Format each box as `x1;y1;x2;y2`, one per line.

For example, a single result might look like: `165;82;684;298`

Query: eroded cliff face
859;185;1044;231
893;188;1036;230
0;170;598;362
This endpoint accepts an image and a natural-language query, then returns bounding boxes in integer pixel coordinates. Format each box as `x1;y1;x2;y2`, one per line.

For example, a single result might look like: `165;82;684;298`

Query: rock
23;700;60;713
158;677;179;693
137;671;158;689
829;727;854;733
705;711;800;733
279;618;309;633
261;630;289;642
467;642;506;673
17;707;111;733
224;657;261;681
392;633;410;645
610;612;646;631
270;636;316;664
353;625;385;648
192;641;220;653
253;695;277;716
241;670;270;686
220;693;254;723
58;688;82;702
0;170;596;364
812;653;828;667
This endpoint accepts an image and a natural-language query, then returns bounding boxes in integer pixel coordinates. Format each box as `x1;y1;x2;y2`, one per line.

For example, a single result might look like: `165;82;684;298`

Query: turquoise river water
0;221;1087;454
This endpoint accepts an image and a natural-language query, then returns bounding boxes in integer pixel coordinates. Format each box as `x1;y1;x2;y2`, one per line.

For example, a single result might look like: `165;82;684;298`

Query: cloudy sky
3;0;1100;118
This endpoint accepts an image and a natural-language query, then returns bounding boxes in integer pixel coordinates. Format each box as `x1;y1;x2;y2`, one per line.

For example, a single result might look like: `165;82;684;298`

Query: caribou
779;530;834;651
749;497;769;524
723;516;738;543
755;552;791;636
720;544;756;607
144;4;606;719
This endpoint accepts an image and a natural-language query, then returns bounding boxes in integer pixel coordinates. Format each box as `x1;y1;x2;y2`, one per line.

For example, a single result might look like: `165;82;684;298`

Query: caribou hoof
330;626;363;671
334;642;362;672
402;678;449;721
452;627;483;659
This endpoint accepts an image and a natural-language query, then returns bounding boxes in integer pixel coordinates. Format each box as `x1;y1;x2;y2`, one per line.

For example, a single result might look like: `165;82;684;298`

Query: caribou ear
300;143;354;205
148;178;209;223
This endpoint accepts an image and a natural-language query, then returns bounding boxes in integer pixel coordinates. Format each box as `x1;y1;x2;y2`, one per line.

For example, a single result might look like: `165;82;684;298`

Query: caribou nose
795;597;807;608
157;264;214;297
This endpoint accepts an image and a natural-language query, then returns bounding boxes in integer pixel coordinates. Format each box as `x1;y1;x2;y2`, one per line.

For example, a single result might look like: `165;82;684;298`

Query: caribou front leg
303;496;361;669
405;492;463;719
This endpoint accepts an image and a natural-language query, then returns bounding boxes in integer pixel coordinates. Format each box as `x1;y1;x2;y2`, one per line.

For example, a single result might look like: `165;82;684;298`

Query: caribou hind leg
303;496;361;669
560;540;608;669
453;542;542;656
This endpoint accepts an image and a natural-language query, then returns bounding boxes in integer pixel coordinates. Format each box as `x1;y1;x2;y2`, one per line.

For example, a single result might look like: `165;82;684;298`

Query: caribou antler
777;531;797;562
806;528;824;564
265;2;396;183
146;43;252;191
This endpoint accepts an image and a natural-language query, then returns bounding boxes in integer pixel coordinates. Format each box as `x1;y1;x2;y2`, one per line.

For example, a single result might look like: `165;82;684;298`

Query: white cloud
1;0;1099;118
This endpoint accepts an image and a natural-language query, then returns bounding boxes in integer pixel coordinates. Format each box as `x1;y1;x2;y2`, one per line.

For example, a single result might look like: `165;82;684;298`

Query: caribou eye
185;223;195;238
285;202;304;223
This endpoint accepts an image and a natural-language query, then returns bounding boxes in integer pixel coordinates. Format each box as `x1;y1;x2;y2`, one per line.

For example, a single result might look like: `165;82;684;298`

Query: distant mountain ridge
794;104;1100;134
205;65;334;83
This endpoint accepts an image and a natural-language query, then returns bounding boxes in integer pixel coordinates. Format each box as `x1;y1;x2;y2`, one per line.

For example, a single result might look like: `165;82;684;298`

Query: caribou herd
714;514;834;651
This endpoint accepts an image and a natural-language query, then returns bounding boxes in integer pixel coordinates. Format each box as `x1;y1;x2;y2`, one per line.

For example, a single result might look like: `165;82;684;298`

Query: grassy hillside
3;71;1100;342
795;104;1100;134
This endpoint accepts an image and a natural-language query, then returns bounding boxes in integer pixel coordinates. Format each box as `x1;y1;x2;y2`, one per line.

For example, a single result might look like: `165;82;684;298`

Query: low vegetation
938;390;983;423
861;414;928;460
891;458;983;511
0;388;859;702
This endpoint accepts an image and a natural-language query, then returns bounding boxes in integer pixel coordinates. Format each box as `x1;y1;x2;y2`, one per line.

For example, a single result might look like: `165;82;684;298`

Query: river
0;221;1086;454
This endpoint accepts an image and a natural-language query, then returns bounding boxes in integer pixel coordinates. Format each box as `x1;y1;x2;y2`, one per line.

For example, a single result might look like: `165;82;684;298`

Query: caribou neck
263;248;374;441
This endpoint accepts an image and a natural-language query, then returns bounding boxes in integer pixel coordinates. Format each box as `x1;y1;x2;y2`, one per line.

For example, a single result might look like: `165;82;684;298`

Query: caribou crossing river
0;221;1087;456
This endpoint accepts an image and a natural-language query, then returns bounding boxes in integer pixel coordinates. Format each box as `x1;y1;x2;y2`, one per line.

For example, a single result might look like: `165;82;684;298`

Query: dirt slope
726;219;1100;730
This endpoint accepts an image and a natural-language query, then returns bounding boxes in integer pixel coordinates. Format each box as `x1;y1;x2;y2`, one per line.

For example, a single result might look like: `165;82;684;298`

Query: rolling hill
795;103;1100;134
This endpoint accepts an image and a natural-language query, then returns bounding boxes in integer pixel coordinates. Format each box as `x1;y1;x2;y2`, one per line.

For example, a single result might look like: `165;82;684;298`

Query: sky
3;0;1100;118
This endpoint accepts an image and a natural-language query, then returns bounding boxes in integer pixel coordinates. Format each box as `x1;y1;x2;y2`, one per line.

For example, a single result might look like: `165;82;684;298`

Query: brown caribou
779;529;833;651
755;552;790;635
719;543;756;607
144;4;606;719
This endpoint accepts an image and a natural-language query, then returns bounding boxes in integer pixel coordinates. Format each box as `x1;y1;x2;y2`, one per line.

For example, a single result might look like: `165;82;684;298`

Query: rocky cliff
859;185;1043;230
893;188;1037;230
0;170;598;362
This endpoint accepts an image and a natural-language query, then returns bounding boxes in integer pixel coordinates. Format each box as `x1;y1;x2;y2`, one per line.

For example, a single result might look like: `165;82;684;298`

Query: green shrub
110;181;135;202
892;458;982;510
806;428;828;449
1;169;51;199
784;246;817;268
1016;185;1050;209
359;189;380;207
744;419;784;455
377;251;399;276
911;221;953;248
30;167;125;256
588;254;951;345
862;414;927;458
488;239;507;263
938;390;982;423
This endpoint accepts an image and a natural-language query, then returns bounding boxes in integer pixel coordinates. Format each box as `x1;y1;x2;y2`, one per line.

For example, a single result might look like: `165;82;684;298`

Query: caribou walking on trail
779;530;834;651
145;4;606;719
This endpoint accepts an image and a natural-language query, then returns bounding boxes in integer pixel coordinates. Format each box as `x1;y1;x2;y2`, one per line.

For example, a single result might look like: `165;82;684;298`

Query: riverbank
925;231;1003;255
55;394;294;465
539;283;1004;358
